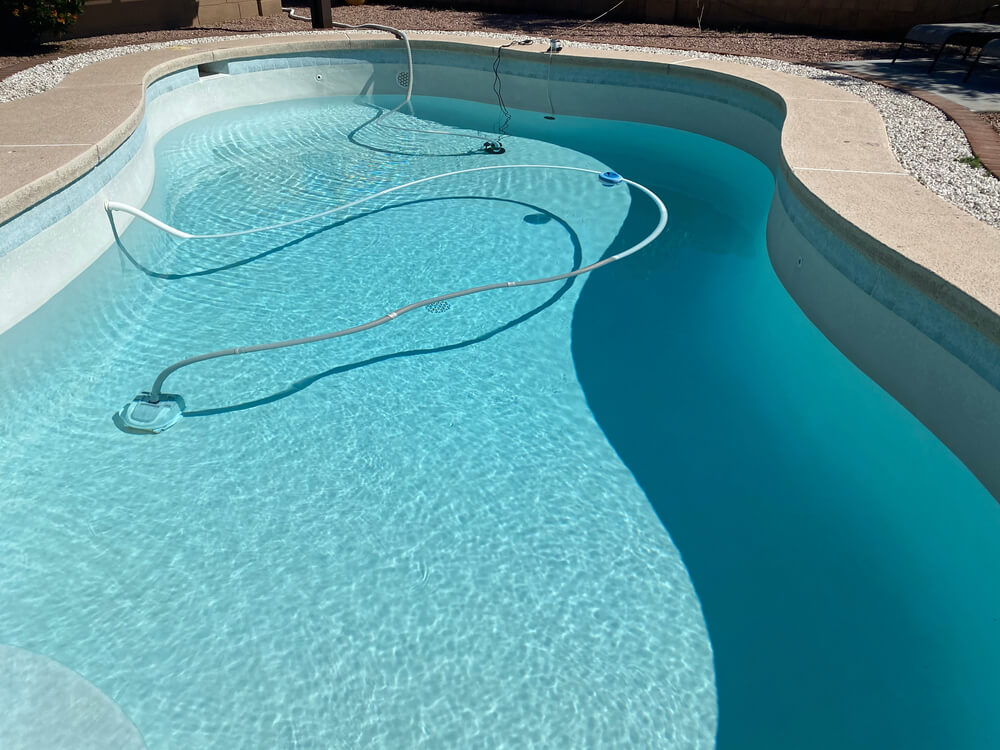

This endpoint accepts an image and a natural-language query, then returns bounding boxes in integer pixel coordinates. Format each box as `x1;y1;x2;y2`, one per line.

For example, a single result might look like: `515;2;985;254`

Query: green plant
1;0;86;49
956;155;987;171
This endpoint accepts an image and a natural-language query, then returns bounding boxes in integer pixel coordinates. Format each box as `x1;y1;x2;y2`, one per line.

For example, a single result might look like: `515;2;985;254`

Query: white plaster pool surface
0;96;719;749
2;32;1000;750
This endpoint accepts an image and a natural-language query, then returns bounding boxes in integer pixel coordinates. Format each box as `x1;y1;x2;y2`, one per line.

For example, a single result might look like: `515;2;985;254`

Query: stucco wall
195;0;284;25
73;0;283;37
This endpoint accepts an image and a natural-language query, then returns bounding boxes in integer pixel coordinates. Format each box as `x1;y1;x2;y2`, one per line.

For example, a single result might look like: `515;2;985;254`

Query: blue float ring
599;171;624;186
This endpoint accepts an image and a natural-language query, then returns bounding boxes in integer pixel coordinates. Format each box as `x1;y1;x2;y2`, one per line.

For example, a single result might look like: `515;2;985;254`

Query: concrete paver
827;57;1000;113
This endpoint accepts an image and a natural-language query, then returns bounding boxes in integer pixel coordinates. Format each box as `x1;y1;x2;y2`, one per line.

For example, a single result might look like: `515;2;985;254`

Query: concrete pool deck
1;32;998;342
821;57;1000;176
826;57;1000;114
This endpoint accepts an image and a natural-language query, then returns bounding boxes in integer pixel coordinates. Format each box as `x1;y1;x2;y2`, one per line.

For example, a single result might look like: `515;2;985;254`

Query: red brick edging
915;91;1000;178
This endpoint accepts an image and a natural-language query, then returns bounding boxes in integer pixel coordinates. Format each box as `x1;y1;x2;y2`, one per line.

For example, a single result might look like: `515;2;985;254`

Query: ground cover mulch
1;2;997;138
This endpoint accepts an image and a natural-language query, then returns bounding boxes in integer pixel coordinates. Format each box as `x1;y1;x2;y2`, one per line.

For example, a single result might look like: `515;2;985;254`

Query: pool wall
0;35;998;496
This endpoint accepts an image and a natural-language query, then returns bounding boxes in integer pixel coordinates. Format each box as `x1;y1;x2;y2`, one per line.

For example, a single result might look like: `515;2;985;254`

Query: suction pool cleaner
115;392;185;434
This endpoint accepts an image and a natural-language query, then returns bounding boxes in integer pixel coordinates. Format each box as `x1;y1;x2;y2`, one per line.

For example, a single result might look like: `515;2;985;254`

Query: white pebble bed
1;29;997;227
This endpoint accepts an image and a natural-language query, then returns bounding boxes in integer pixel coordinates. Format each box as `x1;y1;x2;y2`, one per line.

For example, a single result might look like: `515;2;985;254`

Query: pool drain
425;300;451;313
396;70;410;88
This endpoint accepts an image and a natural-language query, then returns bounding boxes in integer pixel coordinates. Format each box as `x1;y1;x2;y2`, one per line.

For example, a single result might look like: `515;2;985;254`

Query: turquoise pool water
0;96;714;749
1;92;998;749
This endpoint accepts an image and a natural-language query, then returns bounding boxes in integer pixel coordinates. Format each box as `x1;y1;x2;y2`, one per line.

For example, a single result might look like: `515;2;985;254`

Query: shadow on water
115;195;556;280
571;184;999;749
346;102;488;158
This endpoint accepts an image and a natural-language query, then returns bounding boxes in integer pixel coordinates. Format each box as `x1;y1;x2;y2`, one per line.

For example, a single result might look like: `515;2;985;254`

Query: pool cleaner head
114;392;185;434
599;171;624;186
483;141;506;154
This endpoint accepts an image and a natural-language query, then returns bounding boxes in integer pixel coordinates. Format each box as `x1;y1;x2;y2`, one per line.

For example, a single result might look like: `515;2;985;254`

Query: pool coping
1;32;999;342
810;62;1000;179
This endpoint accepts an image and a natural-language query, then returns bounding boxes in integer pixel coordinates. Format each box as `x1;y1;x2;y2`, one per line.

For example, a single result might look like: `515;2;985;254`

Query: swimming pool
1;38;999;750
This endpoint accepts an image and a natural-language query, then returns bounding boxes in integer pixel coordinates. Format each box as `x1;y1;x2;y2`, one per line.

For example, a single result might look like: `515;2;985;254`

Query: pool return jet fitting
109;165;666;434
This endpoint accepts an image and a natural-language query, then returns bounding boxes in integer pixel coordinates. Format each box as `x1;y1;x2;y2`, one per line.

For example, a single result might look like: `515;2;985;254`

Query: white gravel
1;30;997;227
0;32;333;102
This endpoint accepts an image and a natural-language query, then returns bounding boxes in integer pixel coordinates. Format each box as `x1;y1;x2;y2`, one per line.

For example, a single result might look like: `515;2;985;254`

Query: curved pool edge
1;33;999;500
2;35;998;322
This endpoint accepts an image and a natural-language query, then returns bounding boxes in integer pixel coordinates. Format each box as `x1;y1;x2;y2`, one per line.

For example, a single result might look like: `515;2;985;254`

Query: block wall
669;0;991;34
417;0;991;35
69;0;1000;40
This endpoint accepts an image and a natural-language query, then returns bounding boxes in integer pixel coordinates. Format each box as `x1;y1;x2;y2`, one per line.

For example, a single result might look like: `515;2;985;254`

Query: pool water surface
0;93;998;749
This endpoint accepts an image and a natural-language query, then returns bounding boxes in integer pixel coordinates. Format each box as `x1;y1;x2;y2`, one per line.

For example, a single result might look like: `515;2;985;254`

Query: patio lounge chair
892;4;1000;73
964;36;1000;80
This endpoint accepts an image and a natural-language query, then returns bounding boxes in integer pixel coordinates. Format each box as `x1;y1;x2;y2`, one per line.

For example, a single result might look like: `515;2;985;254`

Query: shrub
1;0;87;50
